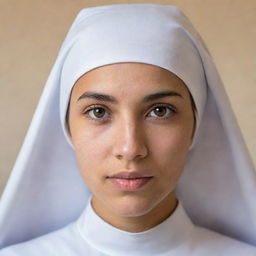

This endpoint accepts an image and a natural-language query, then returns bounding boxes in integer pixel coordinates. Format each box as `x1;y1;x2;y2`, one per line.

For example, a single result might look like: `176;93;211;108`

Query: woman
0;3;256;255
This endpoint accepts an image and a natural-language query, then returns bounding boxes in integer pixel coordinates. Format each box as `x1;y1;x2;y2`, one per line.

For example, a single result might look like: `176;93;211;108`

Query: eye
83;105;109;122
147;104;176;120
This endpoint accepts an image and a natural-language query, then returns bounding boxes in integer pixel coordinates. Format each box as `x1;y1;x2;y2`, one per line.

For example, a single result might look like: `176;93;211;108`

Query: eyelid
83;104;111;122
147;103;177;113
146;103;177;119
82;104;109;114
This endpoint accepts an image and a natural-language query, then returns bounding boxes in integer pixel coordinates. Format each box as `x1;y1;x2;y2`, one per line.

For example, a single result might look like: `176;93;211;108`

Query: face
68;62;194;221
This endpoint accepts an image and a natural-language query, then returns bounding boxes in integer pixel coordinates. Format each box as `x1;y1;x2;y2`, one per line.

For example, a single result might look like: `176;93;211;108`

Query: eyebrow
77;90;183;103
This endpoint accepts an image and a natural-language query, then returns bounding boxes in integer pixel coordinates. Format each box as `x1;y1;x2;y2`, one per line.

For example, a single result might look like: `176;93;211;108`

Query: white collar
77;198;194;256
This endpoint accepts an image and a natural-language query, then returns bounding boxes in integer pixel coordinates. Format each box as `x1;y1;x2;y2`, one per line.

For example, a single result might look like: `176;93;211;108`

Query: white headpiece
0;3;255;249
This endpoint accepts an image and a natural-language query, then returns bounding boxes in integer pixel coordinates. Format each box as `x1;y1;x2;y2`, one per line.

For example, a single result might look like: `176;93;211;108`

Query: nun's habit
0;3;256;255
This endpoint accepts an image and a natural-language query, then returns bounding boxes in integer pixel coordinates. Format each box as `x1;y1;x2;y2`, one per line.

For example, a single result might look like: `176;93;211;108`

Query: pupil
95;108;105;117
155;107;166;116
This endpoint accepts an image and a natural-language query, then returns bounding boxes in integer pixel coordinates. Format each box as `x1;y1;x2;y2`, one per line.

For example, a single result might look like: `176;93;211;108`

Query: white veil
0;3;255;249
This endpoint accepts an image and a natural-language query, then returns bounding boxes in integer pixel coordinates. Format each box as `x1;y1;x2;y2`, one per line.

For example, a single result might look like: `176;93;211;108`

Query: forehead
71;62;190;100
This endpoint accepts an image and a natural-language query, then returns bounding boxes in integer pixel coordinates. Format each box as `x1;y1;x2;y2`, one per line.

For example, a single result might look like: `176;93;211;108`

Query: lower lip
107;177;152;191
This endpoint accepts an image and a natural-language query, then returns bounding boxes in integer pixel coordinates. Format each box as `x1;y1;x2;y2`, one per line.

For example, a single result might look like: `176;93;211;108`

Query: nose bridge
113;113;147;161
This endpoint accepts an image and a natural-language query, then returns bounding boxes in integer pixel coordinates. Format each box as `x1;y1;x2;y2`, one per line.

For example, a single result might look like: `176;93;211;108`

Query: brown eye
153;106;167;117
84;106;109;121
148;105;176;119
91;108;106;118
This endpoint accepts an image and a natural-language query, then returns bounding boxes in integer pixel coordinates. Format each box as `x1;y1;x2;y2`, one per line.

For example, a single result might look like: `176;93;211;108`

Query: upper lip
107;170;153;179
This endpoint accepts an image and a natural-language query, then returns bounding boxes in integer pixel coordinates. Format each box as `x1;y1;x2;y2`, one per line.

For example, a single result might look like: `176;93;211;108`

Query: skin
68;62;195;232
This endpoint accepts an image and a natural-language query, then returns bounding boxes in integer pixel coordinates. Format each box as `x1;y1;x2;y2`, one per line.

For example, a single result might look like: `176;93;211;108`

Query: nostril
116;155;122;160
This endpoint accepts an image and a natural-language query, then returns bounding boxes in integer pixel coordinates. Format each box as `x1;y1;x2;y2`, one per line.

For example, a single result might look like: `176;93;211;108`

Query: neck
91;192;178;232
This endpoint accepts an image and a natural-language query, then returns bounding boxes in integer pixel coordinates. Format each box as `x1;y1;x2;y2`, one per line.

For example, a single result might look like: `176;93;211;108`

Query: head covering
0;3;256;249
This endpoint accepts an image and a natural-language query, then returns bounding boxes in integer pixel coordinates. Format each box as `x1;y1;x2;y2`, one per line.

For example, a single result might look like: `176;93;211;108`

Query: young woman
0;3;256;255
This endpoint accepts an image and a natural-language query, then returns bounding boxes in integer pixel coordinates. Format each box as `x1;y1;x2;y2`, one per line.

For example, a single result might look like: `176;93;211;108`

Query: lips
107;171;153;179
106;171;153;191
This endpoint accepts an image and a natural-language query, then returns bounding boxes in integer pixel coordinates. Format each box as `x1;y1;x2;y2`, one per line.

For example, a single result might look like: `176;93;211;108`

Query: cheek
71;125;113;179
150;125;191;180
72;123;109;155
151;124;191;156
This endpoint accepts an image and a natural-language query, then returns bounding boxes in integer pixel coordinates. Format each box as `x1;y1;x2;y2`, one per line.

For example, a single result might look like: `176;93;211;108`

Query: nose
113;118;148;162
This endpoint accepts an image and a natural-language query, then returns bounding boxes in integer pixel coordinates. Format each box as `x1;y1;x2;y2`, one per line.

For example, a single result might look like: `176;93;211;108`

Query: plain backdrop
0;0;255;196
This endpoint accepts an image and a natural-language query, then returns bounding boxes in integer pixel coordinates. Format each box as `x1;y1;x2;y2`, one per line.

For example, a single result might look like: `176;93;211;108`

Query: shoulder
0;222;93;256
189;226;256;256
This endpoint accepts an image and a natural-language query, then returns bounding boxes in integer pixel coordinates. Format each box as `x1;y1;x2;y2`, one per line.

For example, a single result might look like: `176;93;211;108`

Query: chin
108;193;160;217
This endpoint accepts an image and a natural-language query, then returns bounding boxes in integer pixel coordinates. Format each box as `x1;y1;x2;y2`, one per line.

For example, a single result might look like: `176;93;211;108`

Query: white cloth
59;5;207;147
0;2;256;251
1;197;256;256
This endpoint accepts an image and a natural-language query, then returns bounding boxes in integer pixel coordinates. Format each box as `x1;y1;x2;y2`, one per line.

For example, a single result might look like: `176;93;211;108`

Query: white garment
1;197;256;256
0;2;256;251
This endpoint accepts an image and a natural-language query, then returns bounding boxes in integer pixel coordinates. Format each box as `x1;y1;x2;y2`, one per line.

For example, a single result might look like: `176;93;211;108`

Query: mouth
106;171;154;191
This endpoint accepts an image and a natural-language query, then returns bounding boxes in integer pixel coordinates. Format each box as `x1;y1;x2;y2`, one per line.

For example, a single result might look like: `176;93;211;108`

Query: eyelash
83;104;177;123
